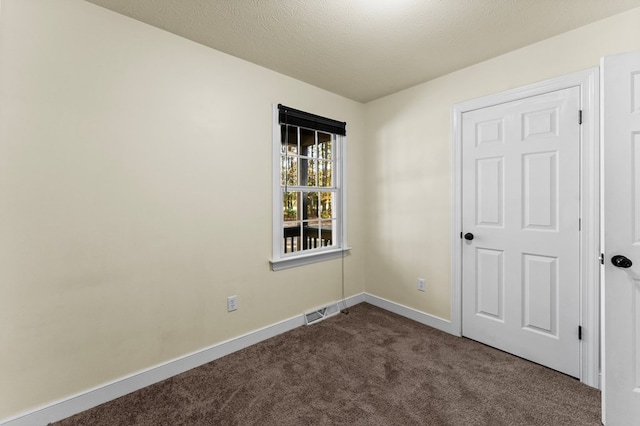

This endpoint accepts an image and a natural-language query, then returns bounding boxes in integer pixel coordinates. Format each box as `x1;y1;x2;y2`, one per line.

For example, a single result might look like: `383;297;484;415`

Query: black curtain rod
278;104;346;136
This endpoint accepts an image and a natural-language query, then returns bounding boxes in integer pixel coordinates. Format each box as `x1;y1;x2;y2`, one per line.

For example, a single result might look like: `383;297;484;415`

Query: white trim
1;293;366;426
271;247;352;270
364;293;456;335
272;104;282;261
580;69;601;389
598;55;607;423
451;68;600;388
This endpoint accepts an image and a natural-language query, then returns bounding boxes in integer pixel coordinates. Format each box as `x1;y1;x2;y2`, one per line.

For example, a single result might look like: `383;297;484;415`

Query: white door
462;87;581;377
602;50;640;425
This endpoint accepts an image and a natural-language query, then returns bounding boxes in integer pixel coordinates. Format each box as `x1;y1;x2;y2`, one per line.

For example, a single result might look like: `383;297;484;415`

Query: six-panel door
462;87;581;378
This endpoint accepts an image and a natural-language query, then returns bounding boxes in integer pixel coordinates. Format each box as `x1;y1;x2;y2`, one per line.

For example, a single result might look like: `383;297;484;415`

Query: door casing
451;68;600;388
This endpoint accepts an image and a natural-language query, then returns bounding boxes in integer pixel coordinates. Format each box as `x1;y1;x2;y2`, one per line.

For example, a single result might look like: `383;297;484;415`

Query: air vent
304;302;340;325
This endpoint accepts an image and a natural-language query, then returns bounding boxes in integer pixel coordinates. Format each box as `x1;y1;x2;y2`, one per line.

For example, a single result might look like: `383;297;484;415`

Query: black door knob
464;233;474;241
611;255;633;268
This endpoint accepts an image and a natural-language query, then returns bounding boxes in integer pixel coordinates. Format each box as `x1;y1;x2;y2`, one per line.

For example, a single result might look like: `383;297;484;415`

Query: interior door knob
611;255;633;268
464;233;474;241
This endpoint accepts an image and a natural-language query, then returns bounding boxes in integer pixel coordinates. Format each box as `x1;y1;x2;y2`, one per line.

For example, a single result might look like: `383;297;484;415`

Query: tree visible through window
281;126;336;253
272;105;346;270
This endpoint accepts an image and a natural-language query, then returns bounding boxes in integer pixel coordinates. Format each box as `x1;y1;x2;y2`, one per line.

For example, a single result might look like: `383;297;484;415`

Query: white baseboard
1;293;366;426
2;292;459;426
364;293;456;335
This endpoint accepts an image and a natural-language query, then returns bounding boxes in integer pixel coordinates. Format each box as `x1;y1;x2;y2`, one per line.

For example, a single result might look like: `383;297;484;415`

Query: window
271;104;347;271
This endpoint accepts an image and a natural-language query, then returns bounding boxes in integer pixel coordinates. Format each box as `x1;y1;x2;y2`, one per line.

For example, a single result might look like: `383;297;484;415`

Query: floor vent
304;302;340;325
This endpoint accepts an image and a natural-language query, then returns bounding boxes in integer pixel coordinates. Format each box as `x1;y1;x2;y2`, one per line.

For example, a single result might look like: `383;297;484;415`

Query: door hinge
599;253;605;265
578;325;582;340
578;110;583;125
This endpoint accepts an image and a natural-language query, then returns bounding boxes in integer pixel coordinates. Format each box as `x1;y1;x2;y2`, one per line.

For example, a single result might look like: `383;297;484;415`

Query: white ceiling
85;0;640;103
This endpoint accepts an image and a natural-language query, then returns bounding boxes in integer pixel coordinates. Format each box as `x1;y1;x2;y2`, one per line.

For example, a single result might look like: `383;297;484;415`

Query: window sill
270;247;351;271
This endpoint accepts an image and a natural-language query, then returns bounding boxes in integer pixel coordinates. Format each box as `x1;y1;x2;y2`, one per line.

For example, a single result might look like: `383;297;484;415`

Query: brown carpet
53;303;601;425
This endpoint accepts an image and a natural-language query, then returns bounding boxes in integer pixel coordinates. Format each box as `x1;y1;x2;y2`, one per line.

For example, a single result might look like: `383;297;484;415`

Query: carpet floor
52;303;601;425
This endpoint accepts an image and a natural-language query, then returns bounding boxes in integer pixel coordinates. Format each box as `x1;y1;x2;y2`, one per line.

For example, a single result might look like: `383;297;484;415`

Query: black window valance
278;104;346;136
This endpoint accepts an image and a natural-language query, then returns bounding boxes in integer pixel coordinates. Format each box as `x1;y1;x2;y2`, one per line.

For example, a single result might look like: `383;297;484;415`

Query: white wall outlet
417;278;426;292
227;295;238;312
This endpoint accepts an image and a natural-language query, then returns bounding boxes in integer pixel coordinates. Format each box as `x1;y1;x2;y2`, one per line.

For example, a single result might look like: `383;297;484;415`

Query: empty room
2;0;640;424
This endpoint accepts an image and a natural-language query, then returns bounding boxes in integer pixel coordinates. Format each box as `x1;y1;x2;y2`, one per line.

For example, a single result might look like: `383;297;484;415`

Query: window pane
300;128;315;157
281;156;298;186
303;219;334;249
280;125;298;154
283;221;301;253
320;192;334;218
306;192;319;219
283;191;299;221
318;133;333;160
305;159;317;186
321;219;337;247
303;220;322;250
317;160;332;187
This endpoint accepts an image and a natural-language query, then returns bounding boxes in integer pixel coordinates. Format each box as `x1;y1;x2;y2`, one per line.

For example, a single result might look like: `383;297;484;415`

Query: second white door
462;87;581;377
601;49;640;425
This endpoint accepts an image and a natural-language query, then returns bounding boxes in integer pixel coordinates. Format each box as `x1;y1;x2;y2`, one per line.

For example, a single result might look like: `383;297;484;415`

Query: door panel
522;107;558;140
634;72;640;112
476;119;504;146
462;87;580;378
522;253;557;336
634;133;640;243
523;152;557;230
602;50;640;425
635;281;640;389
476;157;504;226
476;248;504;320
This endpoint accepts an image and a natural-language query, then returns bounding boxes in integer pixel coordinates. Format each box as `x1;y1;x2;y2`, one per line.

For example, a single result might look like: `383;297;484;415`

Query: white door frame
451;68;600;388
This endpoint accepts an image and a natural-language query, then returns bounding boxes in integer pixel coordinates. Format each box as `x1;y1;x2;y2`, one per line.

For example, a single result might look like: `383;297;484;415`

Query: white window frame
270;104;349;271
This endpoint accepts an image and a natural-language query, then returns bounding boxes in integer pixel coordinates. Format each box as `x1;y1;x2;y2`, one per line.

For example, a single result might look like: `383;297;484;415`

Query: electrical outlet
417;278;426;292
227;295;238;312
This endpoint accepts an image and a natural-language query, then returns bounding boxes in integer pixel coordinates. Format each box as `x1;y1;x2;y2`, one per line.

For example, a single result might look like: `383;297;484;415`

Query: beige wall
363;7;640;320
0;0;365;418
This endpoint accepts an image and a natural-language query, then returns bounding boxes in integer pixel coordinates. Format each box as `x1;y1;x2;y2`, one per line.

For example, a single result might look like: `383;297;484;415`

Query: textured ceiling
85;0;640;103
